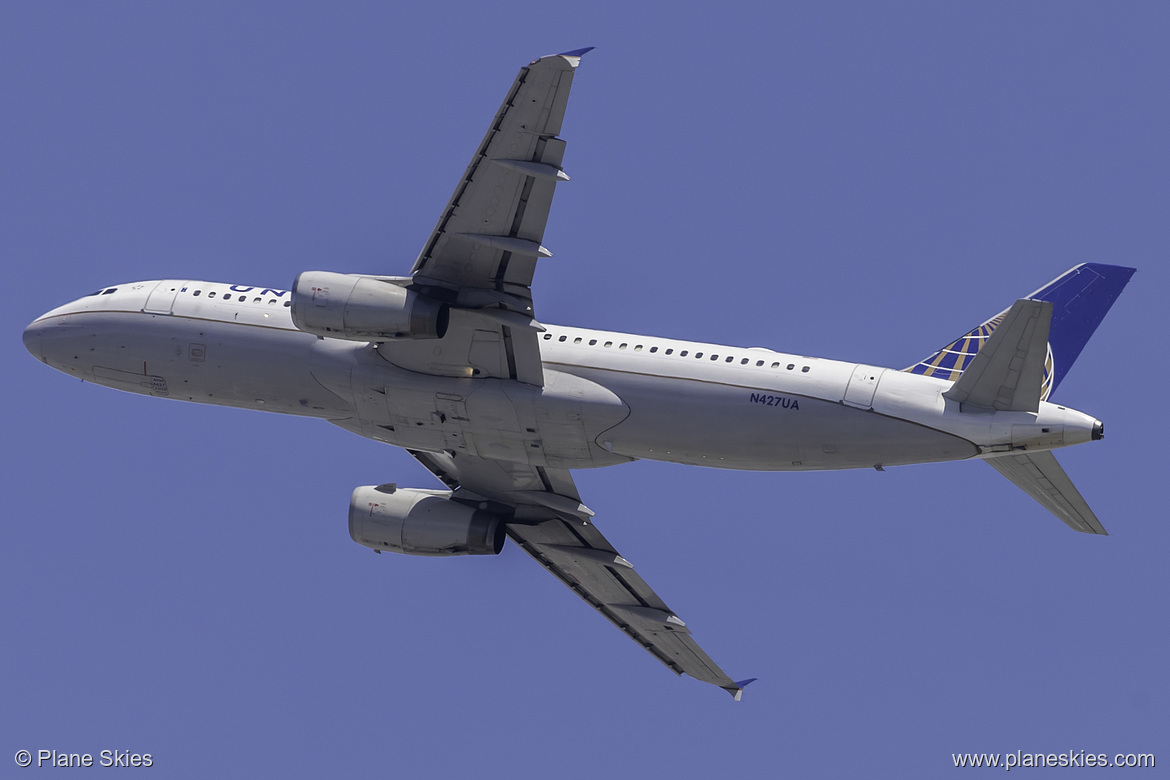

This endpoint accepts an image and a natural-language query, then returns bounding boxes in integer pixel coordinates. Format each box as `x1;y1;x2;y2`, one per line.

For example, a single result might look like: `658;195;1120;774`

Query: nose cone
23;316;49;363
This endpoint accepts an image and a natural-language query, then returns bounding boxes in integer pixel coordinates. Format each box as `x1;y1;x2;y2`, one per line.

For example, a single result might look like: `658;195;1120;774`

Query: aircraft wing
407;449;752;699
384;49;591;387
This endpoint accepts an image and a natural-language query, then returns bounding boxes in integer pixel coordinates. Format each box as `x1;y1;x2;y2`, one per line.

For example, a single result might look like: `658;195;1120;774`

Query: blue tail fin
906;263;1136;398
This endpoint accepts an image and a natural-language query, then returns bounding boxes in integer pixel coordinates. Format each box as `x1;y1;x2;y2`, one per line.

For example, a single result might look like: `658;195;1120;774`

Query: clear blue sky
4;3;1166;777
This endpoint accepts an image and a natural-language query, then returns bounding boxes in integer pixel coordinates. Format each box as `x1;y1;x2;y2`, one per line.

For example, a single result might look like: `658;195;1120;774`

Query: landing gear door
843;365;885;410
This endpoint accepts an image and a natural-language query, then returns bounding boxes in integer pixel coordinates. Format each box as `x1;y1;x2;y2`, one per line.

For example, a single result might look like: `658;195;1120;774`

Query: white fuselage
23;279;1102;473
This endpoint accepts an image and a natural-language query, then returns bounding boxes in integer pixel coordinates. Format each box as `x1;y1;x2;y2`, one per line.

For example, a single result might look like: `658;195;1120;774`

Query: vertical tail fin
906;263;1136;399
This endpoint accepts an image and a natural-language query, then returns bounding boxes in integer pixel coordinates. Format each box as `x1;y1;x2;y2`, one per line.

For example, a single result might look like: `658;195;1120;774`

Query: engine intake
349;486;506;557
292;271;449;341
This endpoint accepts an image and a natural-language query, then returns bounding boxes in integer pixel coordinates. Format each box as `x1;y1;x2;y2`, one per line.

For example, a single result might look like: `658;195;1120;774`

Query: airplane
23;48;1135;699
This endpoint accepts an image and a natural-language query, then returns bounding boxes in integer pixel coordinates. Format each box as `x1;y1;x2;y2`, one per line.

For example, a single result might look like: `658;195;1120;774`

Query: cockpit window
101;288;117;295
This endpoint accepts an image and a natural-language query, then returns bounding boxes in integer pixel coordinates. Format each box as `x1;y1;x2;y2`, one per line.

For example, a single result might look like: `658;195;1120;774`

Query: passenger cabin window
208;292;217;298
543;334;552;340
787;363;795;370
559;335;567;342
284;301;291;307
665;349;673;355
604;341;612;348
756;360;764;366
771;362;780;368
802;366;810;373
649;346;658;353
193;290;202;296
589;339;597;346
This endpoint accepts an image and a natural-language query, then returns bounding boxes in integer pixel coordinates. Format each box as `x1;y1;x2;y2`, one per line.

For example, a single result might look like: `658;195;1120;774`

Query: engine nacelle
349;486;506;557
291;271;449;341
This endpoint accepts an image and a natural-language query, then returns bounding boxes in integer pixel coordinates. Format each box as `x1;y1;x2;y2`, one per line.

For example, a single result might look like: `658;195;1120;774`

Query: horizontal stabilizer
985;451;1107;535
943;299;1051;413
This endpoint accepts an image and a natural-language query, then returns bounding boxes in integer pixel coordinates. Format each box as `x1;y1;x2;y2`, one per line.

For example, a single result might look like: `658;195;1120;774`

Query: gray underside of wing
408;448;579;503
409;52;581;297
384;52;588;388
506;517;741;692
406;449;744;695
985;450;1107;535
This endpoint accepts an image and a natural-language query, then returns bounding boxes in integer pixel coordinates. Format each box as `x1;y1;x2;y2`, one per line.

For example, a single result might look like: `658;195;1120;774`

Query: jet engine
291;271;449;341
348;486;506;557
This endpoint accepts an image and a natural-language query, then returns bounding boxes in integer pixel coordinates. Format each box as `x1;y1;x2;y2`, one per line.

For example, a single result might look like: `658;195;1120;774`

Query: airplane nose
23;317;48;363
